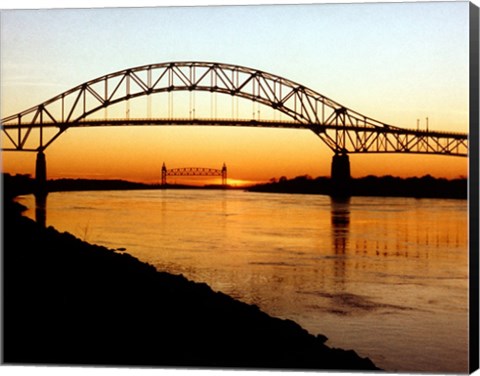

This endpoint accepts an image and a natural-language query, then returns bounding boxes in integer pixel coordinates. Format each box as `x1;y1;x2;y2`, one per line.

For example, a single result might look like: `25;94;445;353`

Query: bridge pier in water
34;151;48;227
35;151;48;197
330;153;351;197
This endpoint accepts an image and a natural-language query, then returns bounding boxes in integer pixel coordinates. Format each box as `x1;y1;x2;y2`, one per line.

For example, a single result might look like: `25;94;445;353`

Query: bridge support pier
222;163;227;187
330;153;351;197
161;163;167;186
35;151;48;198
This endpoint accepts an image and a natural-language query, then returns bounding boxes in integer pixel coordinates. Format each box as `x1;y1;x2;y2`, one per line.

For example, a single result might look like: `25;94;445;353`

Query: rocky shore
3;197;379;371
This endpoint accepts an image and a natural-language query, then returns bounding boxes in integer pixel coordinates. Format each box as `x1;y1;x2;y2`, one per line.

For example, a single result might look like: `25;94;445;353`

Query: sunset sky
0;0;470;185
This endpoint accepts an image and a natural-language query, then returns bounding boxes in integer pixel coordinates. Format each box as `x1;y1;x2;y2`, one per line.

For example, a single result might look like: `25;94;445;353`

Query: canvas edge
469;1;480;374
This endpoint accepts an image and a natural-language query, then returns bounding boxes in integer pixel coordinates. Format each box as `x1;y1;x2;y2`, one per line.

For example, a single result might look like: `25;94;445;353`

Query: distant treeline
3;174;36;198
3;173;467;199
248;174;467;199
2;174;231;197
2;174;158;197
47;178;157;192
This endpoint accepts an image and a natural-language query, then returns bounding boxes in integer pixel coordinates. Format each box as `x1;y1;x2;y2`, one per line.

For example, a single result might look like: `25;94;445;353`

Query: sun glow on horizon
0;2;470;182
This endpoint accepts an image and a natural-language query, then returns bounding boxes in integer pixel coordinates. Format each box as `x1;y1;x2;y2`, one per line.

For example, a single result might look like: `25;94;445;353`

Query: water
20;190;469;372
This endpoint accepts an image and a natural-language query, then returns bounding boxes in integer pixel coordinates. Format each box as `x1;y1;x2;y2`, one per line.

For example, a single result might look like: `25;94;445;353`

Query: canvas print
1;1;478;374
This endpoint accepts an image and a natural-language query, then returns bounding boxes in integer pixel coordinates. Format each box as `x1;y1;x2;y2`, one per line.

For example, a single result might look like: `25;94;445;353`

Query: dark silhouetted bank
248;174;467;199
3;191;379;370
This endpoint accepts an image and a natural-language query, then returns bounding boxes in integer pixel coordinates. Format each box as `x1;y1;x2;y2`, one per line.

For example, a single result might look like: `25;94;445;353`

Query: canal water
19;190;469;372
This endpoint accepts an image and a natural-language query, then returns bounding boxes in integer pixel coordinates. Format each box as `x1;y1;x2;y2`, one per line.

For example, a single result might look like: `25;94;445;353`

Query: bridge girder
1;61;468;157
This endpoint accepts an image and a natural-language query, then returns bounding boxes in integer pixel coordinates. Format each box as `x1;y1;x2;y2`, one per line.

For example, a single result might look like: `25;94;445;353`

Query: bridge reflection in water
331;197;350;252
330;197;351;283
34;194;47;228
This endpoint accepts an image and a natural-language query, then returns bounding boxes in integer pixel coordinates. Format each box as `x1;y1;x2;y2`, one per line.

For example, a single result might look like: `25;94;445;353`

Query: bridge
1;61;468;196
161;163;227;186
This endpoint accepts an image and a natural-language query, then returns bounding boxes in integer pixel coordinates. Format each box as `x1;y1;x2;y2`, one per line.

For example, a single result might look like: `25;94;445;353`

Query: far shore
247;174;467;199
3;173;467;199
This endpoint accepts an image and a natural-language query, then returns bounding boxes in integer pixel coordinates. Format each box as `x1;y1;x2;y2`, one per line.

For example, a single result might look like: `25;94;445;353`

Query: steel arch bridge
1;61;468;156
0;61;468;194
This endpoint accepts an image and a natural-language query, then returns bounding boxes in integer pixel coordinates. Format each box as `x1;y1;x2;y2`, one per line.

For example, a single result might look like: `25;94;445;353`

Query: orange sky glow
0;2;470;186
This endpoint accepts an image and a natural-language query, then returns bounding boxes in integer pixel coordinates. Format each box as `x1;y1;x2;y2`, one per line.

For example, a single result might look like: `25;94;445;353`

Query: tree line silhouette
248;174;467;199
3;173;467;199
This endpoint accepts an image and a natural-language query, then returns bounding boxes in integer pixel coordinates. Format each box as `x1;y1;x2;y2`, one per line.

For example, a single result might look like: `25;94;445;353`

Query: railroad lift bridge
1;61;468;196
161;163;227;186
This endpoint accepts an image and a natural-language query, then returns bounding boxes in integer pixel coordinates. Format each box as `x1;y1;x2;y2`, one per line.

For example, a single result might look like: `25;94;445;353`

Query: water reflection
34;193;47;228
19;191;469;373
330;197;350;255
330;197;350;285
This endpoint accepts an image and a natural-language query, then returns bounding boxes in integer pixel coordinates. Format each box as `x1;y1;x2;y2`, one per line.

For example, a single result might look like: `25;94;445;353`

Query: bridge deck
1;117;468;139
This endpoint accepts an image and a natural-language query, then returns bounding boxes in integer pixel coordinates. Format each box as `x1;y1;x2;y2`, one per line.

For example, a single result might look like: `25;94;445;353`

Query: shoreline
3;173;467;199
3;197;379;371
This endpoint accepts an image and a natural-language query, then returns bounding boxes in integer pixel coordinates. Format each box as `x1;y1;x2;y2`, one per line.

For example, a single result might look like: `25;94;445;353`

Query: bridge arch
3;61;351;125
2;61;409;153
2;61;467;157
1;61;468;197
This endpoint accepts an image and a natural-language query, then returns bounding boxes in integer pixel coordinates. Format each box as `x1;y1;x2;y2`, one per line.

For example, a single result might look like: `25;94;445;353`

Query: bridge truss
161;163;227;186
1;61;468;157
